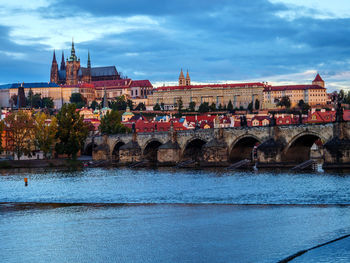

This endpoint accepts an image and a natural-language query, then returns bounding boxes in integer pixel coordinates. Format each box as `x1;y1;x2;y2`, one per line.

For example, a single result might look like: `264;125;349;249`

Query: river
1;168;350;262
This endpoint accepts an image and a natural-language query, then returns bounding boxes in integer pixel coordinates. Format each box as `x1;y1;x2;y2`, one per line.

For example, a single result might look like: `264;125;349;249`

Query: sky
1;0;350;90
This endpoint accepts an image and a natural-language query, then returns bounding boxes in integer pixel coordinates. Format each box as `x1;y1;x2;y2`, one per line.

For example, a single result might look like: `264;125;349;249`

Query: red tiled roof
130;80;153;88
313;74;324;82
155;82;265;91
264;85;325;92
92;79;132;88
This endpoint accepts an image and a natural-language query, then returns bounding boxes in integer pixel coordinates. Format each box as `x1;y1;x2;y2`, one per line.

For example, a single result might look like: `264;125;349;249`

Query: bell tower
179;69;185;86
66;39;81;85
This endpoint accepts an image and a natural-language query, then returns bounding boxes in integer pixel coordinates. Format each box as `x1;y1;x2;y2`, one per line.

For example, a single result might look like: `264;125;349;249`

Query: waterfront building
263;74;327;109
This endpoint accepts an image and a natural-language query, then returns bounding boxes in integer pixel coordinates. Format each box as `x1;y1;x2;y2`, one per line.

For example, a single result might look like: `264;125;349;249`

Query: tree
298;99;305;108
5;111;34;160
210;102;216;112
55;104;89;159
298;100;310;113
277;96;291;108
135;102;146;111
91;100;98;110
198;102;210;113
160;102;165;111
248;102;253;112
34;112;58;158
127;99;134;110
10;94;18;108
188;101;196;112
70;93;87;109
153;103;161;111
177;99;183;112
110;96;127;111
218;104;223;110
99;110;130;134
42;97;54;109
255;99;260;110
227;100;233;111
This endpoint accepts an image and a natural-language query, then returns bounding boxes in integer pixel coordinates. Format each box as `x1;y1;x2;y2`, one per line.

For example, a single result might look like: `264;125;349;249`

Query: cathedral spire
69;38;77;61
52;50;57;63
60;51;65;70
87;50;91;68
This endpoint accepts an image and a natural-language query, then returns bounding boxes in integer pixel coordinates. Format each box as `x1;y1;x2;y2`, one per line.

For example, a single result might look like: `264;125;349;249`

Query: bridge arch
182;137;207;161
83;142;97;156
111;141;126;161
282;132;324;163
229;135;261;162
143;139;163;162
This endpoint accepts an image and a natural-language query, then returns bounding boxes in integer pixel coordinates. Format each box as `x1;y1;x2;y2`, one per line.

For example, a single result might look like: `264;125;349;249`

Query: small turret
179;68;185;86
185;69;191;86
312;73;325;88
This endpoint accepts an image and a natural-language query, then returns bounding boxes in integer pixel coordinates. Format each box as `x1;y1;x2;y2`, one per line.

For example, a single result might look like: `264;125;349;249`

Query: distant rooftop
0;82;60;90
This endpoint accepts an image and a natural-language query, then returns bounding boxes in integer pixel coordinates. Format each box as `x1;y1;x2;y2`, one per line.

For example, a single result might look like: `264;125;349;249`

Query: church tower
50;50;58;83
66;39;81;85
179;69;185;86
185;70;191;86
312;73;325;88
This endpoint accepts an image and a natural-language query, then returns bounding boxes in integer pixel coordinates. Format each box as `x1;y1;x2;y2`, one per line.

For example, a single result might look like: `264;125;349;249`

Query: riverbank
0;159;83;169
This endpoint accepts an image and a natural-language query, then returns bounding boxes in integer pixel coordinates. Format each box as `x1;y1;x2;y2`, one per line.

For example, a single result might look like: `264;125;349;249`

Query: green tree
110;96;127;110
135;102;146;111
99;110;130;134
218;104;223;110
298;99;305;108
5;111;34;160
70;93;87;109
177;99;183;112
42;97;54;109
90;100;98;110
227;100;233;111
55;104;89;159
34;112;58;158
198;102;210;113
255;99;260;110
127;99;134;110
210;102;216;112
277;96;291;108
188;101;196;112
153;103;161;111
160;102;165;111
248;102;253;112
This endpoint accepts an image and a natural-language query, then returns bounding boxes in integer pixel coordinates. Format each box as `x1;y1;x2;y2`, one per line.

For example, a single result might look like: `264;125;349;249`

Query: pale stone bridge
84;122;350;169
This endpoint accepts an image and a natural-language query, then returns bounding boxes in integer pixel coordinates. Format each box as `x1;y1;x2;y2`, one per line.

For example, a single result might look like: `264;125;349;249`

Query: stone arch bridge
84;122;350;168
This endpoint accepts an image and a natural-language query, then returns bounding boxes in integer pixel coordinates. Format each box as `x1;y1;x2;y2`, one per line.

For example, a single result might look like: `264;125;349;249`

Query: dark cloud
1;0;350;86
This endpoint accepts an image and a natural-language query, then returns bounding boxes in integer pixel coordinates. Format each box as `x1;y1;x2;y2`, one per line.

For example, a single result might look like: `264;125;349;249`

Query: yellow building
149;69;265;110
263;74;327;109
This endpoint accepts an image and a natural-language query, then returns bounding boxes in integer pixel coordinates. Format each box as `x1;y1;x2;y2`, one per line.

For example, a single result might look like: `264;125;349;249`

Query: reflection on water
1;203;350;263
1;168;350;262
1;167;350;204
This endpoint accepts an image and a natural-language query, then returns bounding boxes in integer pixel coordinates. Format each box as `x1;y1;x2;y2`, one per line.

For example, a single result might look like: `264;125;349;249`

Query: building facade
263;74;327;109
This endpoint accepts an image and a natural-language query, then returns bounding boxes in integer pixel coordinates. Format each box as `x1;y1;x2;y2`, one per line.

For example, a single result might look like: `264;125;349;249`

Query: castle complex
50;40;120;85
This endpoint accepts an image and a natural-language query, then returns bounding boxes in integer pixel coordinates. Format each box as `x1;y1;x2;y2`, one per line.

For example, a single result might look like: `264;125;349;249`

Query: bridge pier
157;141;181;166
201;138;229;167
119;134;142;165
